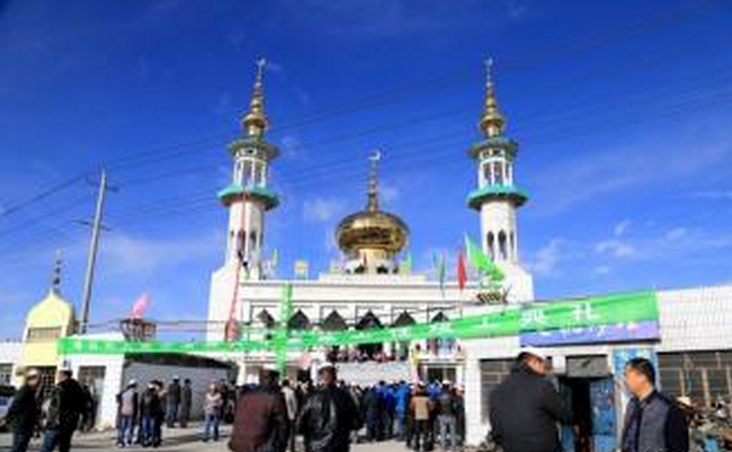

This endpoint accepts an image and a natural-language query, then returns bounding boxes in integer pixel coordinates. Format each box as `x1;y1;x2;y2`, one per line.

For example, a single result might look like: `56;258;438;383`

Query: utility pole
80;169;108;334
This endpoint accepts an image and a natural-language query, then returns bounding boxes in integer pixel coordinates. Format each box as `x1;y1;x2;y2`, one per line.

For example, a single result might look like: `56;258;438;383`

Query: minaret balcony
467;184;528;210
228;137;280;161
218;183;279;210
468;135;518;160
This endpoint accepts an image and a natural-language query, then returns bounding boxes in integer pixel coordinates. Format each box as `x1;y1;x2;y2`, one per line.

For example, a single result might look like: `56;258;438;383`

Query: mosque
203;61;732;451
205;59;534;383
1;60;730;449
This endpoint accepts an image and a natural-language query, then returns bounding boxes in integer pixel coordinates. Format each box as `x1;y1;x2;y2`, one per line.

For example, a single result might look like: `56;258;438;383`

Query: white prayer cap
518;346;548;361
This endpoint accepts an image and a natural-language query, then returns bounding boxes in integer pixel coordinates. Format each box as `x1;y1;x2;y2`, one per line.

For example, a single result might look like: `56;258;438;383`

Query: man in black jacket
621;357;688;452
5;368;42;452
489;348;572;452
40;368;86;452
297;363;363;452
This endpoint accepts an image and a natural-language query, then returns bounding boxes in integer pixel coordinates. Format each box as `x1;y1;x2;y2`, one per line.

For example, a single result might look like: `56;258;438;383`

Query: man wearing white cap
488;348;572;452
297;363;362;452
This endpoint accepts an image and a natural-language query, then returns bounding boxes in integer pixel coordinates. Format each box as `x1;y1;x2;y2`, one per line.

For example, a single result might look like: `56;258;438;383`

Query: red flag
457;250;467;291
131;292;150;319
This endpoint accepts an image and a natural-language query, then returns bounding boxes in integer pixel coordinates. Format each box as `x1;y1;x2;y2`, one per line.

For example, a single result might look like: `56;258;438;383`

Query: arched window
392;311;416;361
256;309;276;329
249;231;257;253
241;160;253;186
356;311;383;330
253;162;263;185
393;311;416;327
429;312;454;356
321;311;348;332
510;232;516;260
487;232;495;260
236;231;245;254
356;311;383;358
498;231;508;260
493;161;504;185
481;162;491;187
287;310;312;330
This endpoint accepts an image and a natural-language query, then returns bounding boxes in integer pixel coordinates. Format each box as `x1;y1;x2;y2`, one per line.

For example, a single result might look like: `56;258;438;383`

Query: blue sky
1;0;732;339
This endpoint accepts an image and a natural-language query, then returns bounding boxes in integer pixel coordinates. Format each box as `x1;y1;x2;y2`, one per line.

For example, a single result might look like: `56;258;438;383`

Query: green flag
400;251;413;274
271;249;279;269
464;235;505;282
433;251;446;296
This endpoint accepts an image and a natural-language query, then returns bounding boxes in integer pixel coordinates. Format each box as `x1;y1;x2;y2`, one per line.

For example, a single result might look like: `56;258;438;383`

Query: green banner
58;290;658;355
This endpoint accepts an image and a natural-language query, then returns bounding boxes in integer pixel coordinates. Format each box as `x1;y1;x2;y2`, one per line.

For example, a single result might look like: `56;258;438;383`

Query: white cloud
593;265;612;276
594;239;636;258
664;227;687;241
530;239;563;276
280;135;303;159
100;230;221;277
613;219;632;237
380;182;400;204
530;128;732;215
302;197;346;224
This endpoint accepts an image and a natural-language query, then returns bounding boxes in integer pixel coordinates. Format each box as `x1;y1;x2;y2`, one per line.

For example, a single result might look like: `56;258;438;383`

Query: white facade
208;272;484;383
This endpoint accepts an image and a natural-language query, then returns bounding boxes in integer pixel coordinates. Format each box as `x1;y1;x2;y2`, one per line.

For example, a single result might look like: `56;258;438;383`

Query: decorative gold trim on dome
241;58;269;139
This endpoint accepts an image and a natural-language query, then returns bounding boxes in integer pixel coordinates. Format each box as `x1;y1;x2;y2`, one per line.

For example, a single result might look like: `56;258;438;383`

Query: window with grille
26;326;63;342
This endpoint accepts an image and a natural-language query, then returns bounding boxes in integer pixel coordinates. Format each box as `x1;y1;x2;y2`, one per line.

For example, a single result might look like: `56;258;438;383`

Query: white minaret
467;59;534;301
218;58;279;280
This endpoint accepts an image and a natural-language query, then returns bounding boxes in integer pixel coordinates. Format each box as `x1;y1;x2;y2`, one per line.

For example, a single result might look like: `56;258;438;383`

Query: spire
479;58;506;138
242;57;269;139
367;150;381;212
51;250;62;294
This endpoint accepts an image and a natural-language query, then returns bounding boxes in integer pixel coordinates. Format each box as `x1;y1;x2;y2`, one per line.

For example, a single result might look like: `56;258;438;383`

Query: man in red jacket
229;366;290;452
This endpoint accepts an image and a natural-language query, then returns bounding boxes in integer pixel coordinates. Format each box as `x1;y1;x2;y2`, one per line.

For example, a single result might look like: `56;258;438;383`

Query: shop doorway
425;366;457;384
559;377;616;452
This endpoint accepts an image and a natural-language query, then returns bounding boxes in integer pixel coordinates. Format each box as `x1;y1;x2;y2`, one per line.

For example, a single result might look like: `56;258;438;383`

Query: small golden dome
241;58;269;138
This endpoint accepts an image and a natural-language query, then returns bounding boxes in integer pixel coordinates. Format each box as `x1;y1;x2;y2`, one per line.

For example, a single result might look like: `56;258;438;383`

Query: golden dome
335;151;409;265
336;209;409;256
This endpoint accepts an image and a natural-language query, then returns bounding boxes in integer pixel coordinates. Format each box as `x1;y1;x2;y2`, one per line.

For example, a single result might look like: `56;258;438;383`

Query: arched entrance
356;311;384;359
392;311;416;360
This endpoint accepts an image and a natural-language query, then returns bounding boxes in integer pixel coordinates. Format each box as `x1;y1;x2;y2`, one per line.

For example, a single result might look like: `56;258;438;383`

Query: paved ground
0;426;407;452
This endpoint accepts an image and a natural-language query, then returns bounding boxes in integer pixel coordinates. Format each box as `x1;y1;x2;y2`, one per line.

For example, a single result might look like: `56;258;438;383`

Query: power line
89;0;728;174
0;0;723;233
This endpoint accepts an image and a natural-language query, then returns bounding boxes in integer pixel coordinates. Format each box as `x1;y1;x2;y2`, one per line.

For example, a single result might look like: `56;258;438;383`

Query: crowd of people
227;363;466;452
113;375;237;448
2;349;704;452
